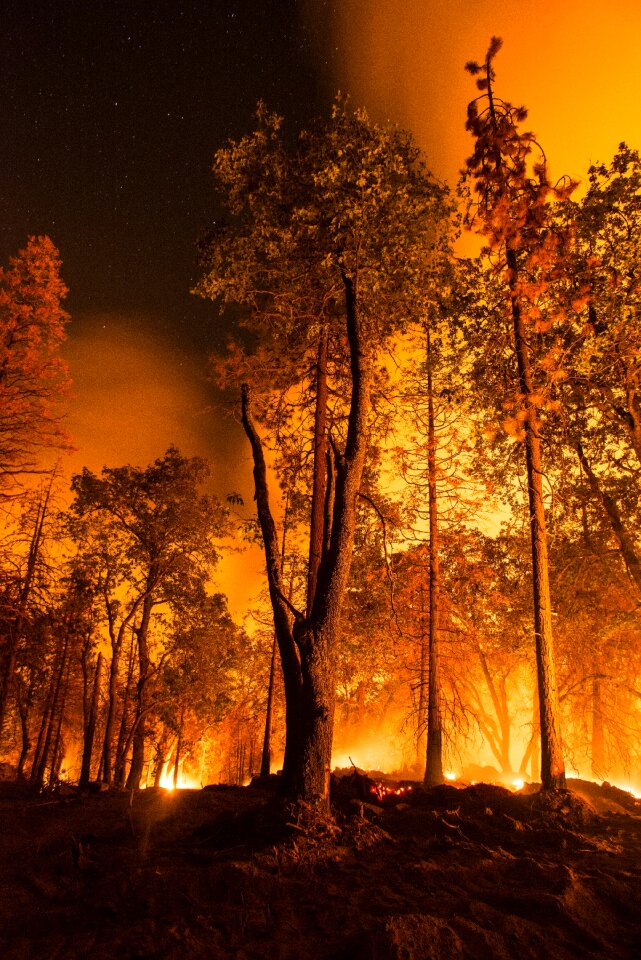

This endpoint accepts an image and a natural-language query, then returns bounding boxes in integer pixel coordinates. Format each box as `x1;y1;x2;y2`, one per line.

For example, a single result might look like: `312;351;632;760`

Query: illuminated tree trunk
508;247;566;791
424;324;444;787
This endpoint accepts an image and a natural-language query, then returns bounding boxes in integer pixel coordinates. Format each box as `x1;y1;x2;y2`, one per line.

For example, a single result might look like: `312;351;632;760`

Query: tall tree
464;38;571;789
197;101;451;809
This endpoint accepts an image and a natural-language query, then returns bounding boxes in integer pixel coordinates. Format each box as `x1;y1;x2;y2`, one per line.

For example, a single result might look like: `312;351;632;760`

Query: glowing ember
444;772;457;781
370;782;413;801
512;778;525;791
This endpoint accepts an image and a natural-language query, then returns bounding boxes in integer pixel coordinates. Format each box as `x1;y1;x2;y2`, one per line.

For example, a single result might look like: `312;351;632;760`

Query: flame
157;766;200;791
370;781;413;801
444;771;457;781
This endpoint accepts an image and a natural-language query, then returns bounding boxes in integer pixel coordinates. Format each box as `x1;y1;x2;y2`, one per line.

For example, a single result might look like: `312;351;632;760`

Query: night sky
2;0;336;354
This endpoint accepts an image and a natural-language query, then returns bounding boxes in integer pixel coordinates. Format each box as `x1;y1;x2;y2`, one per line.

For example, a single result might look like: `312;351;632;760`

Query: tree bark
241;271;372;811
508;246;566;791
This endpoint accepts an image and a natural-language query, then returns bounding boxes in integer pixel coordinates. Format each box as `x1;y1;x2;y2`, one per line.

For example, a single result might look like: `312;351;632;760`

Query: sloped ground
1;777;641;959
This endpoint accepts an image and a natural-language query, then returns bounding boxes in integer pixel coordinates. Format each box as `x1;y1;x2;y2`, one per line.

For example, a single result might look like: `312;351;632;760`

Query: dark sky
2;0;335;353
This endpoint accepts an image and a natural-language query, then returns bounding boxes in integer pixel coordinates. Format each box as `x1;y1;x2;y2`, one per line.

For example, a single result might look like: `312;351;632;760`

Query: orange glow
308;1;641;188
157;765;201;791
370;782;413;801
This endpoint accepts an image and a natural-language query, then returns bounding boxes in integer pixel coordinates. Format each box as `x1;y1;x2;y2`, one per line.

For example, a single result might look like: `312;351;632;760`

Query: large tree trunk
508;247;566;791
424;323;445;787
241;273;372;811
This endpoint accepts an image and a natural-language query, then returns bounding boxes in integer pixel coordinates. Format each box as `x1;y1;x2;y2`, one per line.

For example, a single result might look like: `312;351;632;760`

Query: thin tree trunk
114;631;137;787
260;485;294;778
126;586;155;789
415;583;427;763
260;637;277;778
508;246;566;791
33;632;69;788
307;332;328;614
173;704;185;789
80;652;103;787
591;674;605;778
424;323;444;787
48;655;71;784
16;672;36;778
0;478;52;737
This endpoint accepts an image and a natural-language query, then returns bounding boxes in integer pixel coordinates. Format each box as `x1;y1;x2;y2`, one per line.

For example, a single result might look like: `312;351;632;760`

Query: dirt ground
1;775;641;959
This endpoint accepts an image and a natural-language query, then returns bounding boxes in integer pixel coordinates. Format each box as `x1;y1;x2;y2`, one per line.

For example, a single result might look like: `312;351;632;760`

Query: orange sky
62;3;641;618
313;0;641;188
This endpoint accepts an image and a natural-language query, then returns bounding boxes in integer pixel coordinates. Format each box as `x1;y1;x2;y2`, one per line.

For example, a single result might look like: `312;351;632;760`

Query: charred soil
1;776;641;959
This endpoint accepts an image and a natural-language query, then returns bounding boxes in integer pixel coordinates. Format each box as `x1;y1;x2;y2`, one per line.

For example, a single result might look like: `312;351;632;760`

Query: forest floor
1;774;641;960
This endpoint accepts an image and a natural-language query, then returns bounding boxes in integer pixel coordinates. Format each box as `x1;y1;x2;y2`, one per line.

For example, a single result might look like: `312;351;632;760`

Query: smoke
62;311;264;616
303;0;641;185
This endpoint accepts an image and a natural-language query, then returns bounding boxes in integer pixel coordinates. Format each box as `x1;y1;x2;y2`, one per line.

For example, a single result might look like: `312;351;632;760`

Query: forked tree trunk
508;247;566;791
241;273;372;811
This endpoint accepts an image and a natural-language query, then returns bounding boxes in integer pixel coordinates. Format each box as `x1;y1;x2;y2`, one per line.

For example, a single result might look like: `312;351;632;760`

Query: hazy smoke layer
303;0;641;184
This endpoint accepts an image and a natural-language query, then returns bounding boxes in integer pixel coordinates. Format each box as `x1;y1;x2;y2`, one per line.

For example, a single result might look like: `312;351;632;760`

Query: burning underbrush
1;774;641;959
